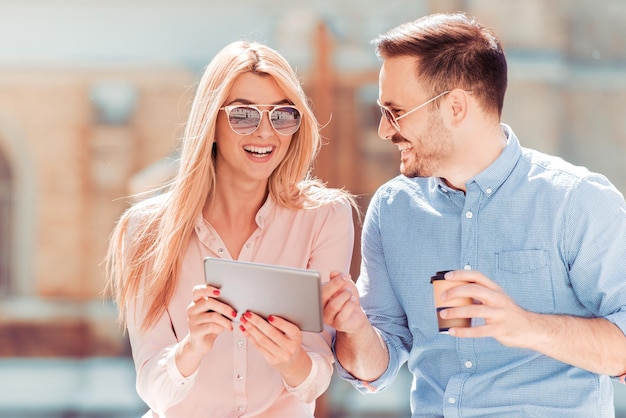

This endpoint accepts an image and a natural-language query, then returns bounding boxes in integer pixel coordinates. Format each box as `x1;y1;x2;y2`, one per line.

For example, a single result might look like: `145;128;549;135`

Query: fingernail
240;316;247;324
268;315;274;322
213;289;220;296
444;271;452;279
244;311;252;318
239;325;246;332
231;310;237;318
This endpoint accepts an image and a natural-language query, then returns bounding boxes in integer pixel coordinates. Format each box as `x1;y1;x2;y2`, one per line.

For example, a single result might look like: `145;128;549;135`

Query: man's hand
438;270;534;348
322;271;389;382
322;272;368;334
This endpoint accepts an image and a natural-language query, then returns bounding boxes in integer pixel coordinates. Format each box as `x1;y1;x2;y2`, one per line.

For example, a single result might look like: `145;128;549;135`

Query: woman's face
214;72;297;187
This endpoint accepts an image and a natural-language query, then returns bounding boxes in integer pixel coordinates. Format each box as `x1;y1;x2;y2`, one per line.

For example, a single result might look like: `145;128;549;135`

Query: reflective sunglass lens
270;107;301;135
227;106;262;135
379;107;399;131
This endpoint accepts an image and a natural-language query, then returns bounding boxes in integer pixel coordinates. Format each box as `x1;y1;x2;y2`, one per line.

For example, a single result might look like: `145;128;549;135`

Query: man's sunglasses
377;91;450;132
219;104;302;136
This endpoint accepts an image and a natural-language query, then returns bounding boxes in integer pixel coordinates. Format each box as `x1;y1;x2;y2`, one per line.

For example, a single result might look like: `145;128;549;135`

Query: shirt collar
433;124;521;196
254;194;274;228
470;123;522;197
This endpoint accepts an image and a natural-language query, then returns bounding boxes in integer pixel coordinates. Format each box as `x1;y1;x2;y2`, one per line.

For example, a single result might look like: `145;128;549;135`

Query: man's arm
322;272;389;381
441;270;626;377
521;313;626;377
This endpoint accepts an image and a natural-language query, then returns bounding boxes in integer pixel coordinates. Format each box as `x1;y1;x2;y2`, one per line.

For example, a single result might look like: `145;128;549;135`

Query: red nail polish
239;325;246;332
268;315;274;322
240;316;247;324
244;311;252;318
213;289;220;296
231;310;237;318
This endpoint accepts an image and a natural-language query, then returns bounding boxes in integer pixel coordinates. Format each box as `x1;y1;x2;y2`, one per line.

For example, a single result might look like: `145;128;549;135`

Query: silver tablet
203;257;323;332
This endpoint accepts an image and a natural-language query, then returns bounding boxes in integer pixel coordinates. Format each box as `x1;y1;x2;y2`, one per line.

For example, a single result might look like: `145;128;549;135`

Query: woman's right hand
175;284;236;377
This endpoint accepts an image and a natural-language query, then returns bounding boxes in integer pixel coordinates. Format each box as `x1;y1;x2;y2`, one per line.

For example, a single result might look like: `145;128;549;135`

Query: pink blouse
127;197;355;417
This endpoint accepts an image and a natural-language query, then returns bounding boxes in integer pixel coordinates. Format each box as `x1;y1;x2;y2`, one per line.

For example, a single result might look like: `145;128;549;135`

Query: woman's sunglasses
219;104;302;136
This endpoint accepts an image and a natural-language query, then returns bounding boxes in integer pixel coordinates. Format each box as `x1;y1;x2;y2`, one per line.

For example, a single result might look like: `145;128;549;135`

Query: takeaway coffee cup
430;270;472;333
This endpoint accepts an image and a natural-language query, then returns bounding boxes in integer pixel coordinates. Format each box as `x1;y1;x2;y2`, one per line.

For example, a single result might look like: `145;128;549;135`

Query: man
323;12;626;417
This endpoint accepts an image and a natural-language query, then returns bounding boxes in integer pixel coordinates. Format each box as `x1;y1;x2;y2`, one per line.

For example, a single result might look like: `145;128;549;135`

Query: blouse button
236;374;243;380
465;211;473;219
217;248;224;254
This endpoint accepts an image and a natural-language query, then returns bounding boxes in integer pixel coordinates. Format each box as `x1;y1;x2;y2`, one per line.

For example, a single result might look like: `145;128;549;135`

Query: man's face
377;56;454;178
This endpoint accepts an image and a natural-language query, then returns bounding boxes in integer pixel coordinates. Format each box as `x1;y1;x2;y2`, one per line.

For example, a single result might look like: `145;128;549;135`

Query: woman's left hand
240;312;312;387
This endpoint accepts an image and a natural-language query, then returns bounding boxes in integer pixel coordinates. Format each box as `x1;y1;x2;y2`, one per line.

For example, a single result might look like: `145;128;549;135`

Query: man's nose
378;116;395;141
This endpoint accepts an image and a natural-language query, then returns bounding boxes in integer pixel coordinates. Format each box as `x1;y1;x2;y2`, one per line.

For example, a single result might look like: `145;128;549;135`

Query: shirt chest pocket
496;249;555;313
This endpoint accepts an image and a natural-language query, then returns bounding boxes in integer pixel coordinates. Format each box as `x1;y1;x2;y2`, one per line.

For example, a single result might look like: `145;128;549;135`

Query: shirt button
237;340;244;348
464;265;471;270
217;248;224;254
236;374;243;380
465;211;473;219
465;361;473;368
448;397;456;404
245;243;251;248
237;405;245;412
486;188;492;194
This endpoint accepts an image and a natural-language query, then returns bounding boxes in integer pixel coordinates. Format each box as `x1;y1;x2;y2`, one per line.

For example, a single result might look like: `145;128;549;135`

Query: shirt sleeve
287;199;354;402
564;173;626;381
333;188;412;393
127;296;198;414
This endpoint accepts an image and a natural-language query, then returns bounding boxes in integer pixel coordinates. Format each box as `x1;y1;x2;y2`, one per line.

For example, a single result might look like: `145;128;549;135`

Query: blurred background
0;0;625;416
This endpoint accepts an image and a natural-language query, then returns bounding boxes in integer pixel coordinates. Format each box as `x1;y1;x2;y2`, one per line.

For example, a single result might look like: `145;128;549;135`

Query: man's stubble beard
396;113;452;179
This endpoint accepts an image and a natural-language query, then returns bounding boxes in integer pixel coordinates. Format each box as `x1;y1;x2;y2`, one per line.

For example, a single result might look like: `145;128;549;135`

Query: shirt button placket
233;330;248;415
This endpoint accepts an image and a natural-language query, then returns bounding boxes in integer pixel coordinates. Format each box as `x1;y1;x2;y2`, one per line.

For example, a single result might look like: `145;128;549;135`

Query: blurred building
0;0;625;416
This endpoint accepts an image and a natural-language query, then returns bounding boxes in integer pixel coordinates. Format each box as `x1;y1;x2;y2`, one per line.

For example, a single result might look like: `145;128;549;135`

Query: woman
105;41;356;417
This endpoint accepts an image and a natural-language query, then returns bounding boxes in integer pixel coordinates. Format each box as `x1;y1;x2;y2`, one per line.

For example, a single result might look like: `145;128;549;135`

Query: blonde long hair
105;41;357;331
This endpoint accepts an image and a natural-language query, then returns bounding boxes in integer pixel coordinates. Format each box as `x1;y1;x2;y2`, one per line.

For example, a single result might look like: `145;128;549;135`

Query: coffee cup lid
430;270;452;283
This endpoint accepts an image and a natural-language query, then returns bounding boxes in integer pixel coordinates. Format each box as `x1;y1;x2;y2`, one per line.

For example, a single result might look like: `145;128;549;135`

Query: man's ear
446;89;471;126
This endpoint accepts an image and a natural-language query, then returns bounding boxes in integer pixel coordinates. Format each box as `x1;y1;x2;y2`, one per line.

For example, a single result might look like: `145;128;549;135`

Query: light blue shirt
335;125;626;417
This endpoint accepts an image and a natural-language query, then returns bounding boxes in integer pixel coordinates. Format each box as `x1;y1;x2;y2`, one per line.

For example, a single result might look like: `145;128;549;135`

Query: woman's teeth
244;145;273;156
